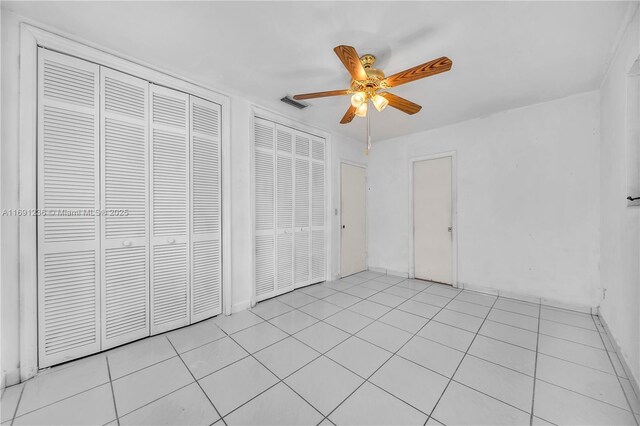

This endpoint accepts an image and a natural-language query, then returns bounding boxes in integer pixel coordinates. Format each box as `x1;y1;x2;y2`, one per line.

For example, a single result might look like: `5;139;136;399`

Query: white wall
0;10;366;385
599;5;640;388
368;91;601;308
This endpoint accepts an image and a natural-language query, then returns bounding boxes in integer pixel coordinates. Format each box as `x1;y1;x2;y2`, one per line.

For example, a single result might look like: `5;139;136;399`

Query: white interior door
413;156;453;284
341;163;367;277
275;126;295;294
294;132;311;288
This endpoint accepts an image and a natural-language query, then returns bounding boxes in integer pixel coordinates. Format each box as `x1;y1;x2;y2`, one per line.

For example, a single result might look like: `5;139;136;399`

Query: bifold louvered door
37;49;101;367
190;97;222;322
100;68;150;349
150;85;191;334
253;118;326;302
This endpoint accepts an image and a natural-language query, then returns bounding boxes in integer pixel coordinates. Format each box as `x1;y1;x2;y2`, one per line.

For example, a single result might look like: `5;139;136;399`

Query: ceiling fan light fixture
372;94;389;112
355;102;368;117
350;92;366;108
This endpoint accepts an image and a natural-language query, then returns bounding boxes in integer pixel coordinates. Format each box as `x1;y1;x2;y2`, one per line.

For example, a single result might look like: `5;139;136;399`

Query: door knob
447;227;452;232
122;240;132;247
167;237;176;243
342;225;346;229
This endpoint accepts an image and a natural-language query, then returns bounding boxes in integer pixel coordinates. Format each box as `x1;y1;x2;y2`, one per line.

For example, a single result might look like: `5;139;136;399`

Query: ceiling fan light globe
355;102;368;117
372;94;389;112
350;92;366;108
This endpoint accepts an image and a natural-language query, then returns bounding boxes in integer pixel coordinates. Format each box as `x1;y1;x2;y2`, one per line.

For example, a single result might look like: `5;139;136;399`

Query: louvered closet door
150;85;190;334
310;137;326;283
100;68;150;349
190;96;222;322
275;125;295;295
37;49;101;367
294;132;311;288
254;118;276;301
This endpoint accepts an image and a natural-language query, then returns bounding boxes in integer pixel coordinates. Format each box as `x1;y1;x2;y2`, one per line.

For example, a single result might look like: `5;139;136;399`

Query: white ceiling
3;1;633;141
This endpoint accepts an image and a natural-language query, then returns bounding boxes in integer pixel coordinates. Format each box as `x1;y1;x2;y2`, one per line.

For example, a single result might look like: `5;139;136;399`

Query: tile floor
2;270;639;425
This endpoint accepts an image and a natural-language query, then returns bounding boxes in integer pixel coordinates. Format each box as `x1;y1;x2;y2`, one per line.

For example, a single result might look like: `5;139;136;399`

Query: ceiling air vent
280;95;309;109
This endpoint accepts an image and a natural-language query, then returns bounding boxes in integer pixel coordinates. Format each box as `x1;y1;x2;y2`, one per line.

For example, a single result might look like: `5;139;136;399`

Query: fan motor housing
351;54;386;92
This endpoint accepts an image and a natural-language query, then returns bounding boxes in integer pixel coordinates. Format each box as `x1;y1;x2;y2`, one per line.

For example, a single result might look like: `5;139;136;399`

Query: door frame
18;23;232;381
339;160;368;278
408;151;458;287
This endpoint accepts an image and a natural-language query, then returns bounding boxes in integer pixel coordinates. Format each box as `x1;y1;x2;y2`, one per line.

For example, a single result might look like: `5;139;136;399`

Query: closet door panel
254;118;276;301
294;133;311;288
150;85;190;334
310;139;326;283
100;68;150;349
276;126;294;292
37;49;101;367
190;96;222;322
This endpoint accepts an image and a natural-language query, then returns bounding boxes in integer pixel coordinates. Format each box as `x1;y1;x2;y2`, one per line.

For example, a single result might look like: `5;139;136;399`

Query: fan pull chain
366;111;371;155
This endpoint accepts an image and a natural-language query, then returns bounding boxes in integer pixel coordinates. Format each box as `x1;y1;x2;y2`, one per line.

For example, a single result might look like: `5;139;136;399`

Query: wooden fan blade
293;89;350;100
384;56;452;88
379;92;422;115
340;105;357;124
333;45;368;81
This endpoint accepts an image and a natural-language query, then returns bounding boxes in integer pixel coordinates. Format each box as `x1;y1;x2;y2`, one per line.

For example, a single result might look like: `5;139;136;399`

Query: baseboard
368;266;387;274
231;300;251;314
368;266;408;278
598;312;640;401
1;368;21;388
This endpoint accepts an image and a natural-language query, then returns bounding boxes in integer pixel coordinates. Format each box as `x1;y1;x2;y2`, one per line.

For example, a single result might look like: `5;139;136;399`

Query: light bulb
355;102;368;117
350;92;366;108
372;94;389;112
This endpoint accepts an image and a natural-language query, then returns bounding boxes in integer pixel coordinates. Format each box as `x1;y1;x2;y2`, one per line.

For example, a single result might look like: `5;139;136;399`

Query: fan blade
293;89;350;100
340;105;357;124
384;56;452;88
379;92;422;115
334;45;368;81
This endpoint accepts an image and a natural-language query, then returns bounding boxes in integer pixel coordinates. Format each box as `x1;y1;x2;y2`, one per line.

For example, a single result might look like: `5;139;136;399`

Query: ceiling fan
293;45;453;124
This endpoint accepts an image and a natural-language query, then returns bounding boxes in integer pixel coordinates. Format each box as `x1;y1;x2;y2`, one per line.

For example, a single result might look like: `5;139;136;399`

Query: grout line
9;383;25;426
529;301;542;425
165;336;228;426
105;356;121;426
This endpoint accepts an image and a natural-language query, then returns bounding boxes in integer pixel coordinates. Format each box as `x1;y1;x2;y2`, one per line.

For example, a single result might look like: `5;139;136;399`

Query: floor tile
534;379;635;425
254;337;320;379
276;291;318;308
370;355;449;414
324;280;356;291
384;285;420;298
372;275;406;285
167;319;226;353
536;354;629;409
112;356;193;416
493;298;540;318
250;299;294;320
119;383;219;425
378;309;428;334
433;308;484;333
322;291;361;308
432;381;530;425
348;300;391;319
295;322;350;353
298;299;343;320
368;291;407;308
468;335;536;376
417;320;475;352
214;310;264;334
299;284;337;299
13;383;115;426
343;285;379;299
326;337;393;378
454;355;533;412
479;320;538;351
397;279;432;291
360;280;393;292
398;336;464;377
324;309;374;334
181;336;248;379
285;356;363;415
412;291;451;307
539;319;604;349
232;321;288;353
541;306;597;330
446;299;491;318
538;334;613;374
487;309;539;332
531;416;555;425
426;417;445;425
329;382;428;426
356;321;413;352
1;383;23;423
455;291;497;307
224;382;323;426
424;284;460;298
17;355;109;416
108;336;176;379
397;299;441;319
340;275;369;285
199;356;278;416
268;310;318;334
620;378;640;414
